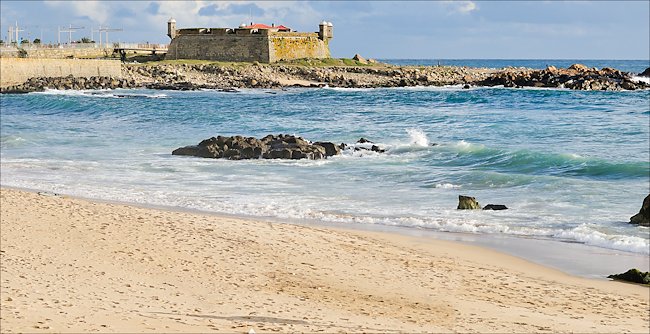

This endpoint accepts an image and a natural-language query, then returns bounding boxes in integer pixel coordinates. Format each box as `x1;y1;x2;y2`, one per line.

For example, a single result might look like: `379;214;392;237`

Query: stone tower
318;21;333;40
167;18;176;39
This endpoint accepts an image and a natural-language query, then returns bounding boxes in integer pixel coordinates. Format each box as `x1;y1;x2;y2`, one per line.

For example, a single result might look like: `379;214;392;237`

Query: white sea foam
434;183;461;189
32;89;168;99
554;225;650;255
406;128;430;147
630;76;650;84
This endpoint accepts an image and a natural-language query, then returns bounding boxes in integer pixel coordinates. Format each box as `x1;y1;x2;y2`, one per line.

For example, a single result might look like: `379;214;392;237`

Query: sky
1;0;648;59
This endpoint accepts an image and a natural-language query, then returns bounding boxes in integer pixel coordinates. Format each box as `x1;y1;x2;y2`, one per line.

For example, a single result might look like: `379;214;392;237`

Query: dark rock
357;138;373;144
313;142;341;157
483;204;508;210
371;145;385;153
174;134;341;160
639;67;650;77
608;269;650;285
630;194;650;227
458;195;481;210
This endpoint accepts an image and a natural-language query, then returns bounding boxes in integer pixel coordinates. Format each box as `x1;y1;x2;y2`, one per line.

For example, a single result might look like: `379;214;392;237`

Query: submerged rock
483;204;508;210
457;195;481;210
629;194;650;227
608;269;650;285
173;134;340;160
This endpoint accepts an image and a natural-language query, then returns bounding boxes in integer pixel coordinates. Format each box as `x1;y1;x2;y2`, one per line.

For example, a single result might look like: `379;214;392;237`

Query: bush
33;38;41;44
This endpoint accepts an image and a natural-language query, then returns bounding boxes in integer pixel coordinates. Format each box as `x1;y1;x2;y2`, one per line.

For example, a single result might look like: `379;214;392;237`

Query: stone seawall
0;58;122;87
0;47;114;59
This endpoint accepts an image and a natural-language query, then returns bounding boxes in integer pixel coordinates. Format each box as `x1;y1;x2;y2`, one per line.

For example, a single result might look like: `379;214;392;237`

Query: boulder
352;54;368;64
629;194;650;227
639;67;650;77
568;63;589;72
483;204;508;211
608;269;650;285
357;138;373;144
457;195;481;210
313;142;341;157
545;65;557;71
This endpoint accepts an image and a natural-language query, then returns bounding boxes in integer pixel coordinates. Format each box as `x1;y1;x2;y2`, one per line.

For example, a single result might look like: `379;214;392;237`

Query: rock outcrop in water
457;195;481;210
480;64;649;91
629;194;650;227
483;204;508;211
639;67;650;77
608;269;650;285
172;134;342;160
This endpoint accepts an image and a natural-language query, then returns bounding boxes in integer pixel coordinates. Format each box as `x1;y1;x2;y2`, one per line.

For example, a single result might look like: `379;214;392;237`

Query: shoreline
1;186;648;332
3;184;649;280
1;60;648;92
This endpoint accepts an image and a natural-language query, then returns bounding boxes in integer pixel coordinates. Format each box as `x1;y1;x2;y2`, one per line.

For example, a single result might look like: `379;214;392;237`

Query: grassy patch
275;58;385;67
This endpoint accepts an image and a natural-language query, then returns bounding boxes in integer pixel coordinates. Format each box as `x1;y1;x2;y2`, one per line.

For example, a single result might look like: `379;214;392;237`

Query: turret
167;18;177;39
318;20;333;40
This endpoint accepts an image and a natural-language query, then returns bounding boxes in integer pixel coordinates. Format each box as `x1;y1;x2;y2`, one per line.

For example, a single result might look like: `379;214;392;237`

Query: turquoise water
1;67;649;256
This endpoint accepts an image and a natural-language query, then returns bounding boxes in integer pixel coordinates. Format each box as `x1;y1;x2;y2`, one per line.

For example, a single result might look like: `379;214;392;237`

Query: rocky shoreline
1;62;648;93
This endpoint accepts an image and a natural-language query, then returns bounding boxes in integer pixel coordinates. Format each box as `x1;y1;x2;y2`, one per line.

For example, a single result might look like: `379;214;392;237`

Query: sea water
1;60;649;271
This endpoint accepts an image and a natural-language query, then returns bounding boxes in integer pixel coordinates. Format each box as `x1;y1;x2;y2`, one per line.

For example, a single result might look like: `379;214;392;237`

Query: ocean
1;59;649;271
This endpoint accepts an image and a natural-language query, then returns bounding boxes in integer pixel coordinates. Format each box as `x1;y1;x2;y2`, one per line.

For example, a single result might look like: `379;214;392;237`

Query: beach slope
1;187;648;332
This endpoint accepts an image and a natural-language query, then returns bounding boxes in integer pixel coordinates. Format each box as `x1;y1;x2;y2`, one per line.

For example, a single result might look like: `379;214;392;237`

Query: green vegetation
122;56;388;68
128;57;256;68
33;38;41;44
80;37;93;43
275;58;384;67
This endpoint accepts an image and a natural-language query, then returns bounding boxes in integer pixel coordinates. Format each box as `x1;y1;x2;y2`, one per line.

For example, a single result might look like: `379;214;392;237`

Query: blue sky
1;1;648;59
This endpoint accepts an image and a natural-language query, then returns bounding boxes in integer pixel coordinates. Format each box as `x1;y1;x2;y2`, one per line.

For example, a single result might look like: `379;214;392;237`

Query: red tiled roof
244;23;290;31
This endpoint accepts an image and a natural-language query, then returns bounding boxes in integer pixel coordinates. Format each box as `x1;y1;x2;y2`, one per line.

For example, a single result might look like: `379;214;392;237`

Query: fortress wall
0;58;122;87
166;34;270;62
166;32;330;63
268;34;329;62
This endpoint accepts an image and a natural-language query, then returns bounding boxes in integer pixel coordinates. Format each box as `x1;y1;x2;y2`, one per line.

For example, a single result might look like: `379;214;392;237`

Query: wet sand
1;187;648;333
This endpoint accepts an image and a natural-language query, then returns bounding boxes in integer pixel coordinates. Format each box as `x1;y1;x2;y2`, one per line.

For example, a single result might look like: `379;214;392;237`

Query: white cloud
457;1;477;13
44;0;111;24
441;1;478;15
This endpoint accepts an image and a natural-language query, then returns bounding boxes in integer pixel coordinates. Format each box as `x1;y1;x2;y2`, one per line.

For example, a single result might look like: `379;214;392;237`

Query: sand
1;187;648;333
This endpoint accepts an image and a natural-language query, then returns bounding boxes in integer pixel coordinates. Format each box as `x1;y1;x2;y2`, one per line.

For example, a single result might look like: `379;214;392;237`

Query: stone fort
165;19;333;63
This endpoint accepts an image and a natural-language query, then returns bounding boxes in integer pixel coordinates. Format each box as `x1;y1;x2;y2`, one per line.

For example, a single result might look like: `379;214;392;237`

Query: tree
33;38;41;44
81;37;92;43
20;38;29;45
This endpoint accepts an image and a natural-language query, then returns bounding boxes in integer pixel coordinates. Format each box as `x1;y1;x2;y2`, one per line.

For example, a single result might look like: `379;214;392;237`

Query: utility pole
58;24;84;44
12;21;24;44
98;26;123;47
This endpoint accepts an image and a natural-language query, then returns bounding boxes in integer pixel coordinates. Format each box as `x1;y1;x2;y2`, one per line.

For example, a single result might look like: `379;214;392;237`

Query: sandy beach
1;187;648;333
